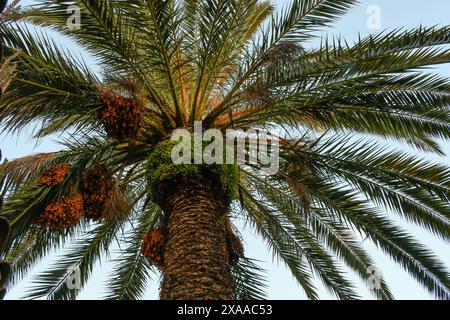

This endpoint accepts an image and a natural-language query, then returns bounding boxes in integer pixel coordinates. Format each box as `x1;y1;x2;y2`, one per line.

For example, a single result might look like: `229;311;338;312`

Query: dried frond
0;0;21;22
101;183;130;222
0;216;9;249
262;42;305;63
212;80;274;126
101;69;141;97
241;81;272;107
225;222;244;265
0;153;55;192
0;50;19;97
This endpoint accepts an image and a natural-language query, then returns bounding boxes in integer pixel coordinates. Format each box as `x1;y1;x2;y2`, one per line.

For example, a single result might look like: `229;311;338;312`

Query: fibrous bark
158;175;235;300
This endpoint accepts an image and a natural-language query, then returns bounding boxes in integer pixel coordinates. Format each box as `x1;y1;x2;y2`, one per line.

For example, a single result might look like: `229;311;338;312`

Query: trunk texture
159;176;235;300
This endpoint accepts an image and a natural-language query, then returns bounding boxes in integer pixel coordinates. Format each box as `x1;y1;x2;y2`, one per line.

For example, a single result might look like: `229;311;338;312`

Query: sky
2;0;450;300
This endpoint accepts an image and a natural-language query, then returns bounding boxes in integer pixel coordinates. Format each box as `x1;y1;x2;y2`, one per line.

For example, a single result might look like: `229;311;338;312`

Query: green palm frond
0;24;100;135
4;224;84;288
244;169;394;299
303;179;450;299
298;135;450;239
187;0;273;124
240;173;359;300
232;257;268;300
104;204;158;300
24;219;124;300
22;0;172;120
23;0;140;69
261;0;358;46
240;186;318;299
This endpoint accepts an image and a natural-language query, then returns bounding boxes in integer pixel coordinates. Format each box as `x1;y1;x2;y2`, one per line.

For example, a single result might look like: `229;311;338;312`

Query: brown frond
225;222;244;265
241;81;272;107
101;68;141;97
101;183;130;222
262;42;305;63
0;153;56;189
0;0;21;22
0;50;19;97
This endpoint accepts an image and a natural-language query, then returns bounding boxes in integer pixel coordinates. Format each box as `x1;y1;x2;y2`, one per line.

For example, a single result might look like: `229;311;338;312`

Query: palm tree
0;0;449;300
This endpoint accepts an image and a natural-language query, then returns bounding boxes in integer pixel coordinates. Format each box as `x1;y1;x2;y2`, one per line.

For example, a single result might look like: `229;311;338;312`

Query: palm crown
0;0;449;300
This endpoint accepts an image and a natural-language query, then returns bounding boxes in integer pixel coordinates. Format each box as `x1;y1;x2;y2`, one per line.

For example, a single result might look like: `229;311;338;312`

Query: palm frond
24;219;124;300
240;172;359;300
304;178;450;299
0;24;100;135
292;135;450;240
232;257;268;300
247;169;394;299
104;204;158;300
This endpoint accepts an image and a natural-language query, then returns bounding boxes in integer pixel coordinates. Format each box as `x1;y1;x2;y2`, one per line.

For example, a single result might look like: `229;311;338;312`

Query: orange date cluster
82;163;116;221
39;164;71;186
36;163;118;230
100;91;143;144
141;226;165;270
37;194;84;231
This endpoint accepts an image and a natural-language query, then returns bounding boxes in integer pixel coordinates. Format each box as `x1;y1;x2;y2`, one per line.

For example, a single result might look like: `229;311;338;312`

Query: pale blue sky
2;0;450;300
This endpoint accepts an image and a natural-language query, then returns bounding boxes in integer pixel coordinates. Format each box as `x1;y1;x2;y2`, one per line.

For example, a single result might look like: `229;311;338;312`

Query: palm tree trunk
159;176;235;300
